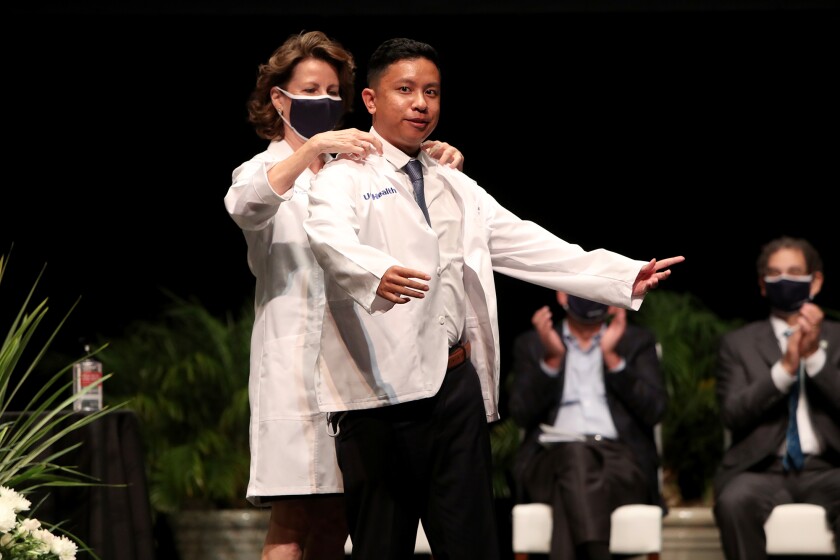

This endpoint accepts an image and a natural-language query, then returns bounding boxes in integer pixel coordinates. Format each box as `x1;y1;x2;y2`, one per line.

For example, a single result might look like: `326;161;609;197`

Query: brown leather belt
447;340;471;370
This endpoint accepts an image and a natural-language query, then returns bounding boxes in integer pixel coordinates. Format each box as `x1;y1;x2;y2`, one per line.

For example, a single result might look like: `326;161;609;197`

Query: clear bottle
72;344;103;412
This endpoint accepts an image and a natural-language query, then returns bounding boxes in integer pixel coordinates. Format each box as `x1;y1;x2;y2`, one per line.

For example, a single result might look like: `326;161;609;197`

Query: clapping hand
532;305;565;368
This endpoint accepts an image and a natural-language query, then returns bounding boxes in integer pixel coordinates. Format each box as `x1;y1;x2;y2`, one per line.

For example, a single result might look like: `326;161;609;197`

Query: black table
3;410;155;560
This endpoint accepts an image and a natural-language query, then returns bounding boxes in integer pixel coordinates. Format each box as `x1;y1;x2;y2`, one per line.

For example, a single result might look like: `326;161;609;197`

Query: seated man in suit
508;290;668;560
713;236;840;560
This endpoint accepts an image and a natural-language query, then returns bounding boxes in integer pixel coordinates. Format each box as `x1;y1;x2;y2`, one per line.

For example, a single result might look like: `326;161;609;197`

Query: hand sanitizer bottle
72;344;103;412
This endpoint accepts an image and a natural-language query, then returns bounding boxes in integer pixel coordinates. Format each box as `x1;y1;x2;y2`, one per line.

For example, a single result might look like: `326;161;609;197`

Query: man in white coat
303;37;684;560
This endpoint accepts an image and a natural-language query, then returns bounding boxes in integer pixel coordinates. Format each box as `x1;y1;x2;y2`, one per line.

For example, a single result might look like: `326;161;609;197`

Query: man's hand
780;302;824;376
599;307;626;370
376;266;431;304
600;307;626;354
796;301;824;359
532;305;565;369
632;256;686;297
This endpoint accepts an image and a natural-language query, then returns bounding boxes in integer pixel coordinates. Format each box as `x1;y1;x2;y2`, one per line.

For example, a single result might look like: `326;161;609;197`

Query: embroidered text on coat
363;187;398;200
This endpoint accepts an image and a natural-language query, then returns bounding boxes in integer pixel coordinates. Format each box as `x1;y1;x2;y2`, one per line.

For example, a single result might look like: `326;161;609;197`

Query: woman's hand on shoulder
422;140;464;171
312;128;382;160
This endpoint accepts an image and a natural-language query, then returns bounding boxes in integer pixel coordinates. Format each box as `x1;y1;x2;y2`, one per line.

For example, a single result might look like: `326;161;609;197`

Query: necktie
404;159;431;226
783;331;805;471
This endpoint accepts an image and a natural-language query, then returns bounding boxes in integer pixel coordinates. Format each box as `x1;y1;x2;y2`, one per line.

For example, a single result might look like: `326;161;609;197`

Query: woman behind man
224;30;463;560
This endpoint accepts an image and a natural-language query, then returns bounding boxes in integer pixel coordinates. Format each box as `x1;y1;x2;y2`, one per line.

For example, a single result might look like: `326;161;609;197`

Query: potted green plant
634;290;744;506
489;414;521;556
96;292;258;560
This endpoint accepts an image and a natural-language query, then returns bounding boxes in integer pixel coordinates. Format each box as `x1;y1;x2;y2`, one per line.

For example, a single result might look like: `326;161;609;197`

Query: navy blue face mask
566;295;610;324
276;87;344;141
763;274;813;313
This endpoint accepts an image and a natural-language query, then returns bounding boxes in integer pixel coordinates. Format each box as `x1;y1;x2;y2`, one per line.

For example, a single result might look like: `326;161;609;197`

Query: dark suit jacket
508;322;668;509
714;319;840;495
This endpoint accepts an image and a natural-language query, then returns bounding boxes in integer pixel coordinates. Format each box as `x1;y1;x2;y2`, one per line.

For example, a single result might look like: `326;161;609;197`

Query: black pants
335;360;500;560
713;455;840;560
523;438;649;560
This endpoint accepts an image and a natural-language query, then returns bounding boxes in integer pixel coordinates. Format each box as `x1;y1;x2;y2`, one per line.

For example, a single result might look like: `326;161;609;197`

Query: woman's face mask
275;87;343;140
763;274;813;313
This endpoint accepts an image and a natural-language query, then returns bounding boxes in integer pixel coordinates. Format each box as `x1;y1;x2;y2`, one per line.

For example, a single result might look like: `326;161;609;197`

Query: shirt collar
370;127;430;172
268;138;333;165
561;319;605;347
268;139;294;158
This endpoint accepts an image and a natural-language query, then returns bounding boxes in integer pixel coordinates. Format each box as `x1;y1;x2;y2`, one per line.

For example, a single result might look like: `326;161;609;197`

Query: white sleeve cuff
539;359;561;377
803;347;827;377
771;361;798;392
607;358;627;373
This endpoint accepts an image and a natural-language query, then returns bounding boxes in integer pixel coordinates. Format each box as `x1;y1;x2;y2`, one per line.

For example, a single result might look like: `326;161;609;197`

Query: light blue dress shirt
549;321;619;440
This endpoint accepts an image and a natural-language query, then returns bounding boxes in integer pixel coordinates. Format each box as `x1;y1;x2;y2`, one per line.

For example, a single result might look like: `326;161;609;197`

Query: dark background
4;1;839;370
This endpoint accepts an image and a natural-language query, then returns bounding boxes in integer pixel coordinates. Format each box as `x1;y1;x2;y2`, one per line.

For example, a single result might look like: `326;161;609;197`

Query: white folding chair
764;503;835;555
721;430;837;555
344;521;432;556
511;502;663;560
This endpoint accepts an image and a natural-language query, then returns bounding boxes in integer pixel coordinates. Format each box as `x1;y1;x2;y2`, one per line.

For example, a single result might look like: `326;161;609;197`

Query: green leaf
99;290;253;512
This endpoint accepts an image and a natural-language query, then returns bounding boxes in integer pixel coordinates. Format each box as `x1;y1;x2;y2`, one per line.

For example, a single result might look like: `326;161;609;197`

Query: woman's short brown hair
247;30;356;141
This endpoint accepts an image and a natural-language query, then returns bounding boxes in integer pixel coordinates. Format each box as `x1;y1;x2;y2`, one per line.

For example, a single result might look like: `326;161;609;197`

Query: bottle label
79;370;102;387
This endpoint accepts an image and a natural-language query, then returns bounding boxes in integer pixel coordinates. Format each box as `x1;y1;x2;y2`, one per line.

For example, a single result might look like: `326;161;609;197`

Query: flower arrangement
0;485;76;559
0;250;127;559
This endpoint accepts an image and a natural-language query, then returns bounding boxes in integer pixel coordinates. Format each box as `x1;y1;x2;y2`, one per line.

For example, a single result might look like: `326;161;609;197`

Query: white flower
51;535;78;560
0;487;30;515
18;518;40;533
0;486;32;534
0;485;77;560
0;508;15;534
0;532;12;546
32;528;54;553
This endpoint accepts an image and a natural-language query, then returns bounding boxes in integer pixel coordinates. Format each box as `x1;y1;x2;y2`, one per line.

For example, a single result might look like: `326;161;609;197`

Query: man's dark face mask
763;274;812;314
566;295;610;324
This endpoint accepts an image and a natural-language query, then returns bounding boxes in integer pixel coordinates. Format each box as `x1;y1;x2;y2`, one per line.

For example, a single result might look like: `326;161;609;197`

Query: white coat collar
370;127;433;173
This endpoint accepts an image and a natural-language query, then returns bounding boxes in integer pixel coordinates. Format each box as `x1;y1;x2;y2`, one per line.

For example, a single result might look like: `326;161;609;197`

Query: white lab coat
224;140;342;504
304;130;647;422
